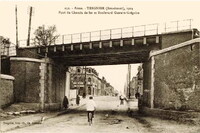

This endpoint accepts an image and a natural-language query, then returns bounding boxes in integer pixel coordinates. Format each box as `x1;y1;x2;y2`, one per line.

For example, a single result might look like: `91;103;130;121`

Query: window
79;76;83;82
74;76;77;81
88;69;91;73
88;77;91;82
88;87;91;95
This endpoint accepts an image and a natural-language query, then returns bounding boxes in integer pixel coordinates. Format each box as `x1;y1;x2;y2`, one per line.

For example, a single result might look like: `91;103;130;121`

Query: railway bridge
1;21;200;114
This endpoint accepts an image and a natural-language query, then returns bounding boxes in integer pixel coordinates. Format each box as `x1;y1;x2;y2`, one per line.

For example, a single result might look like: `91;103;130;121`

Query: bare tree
34;25;59;46
0;36;10;44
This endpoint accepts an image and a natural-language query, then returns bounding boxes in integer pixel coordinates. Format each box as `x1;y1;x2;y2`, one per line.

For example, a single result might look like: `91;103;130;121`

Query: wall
142;61;152;107
40;60;66;110
140;30;199;109
1;57;10;75
48;61;66;110
65;71;71;98
10;58;41;103
129;77;137;98
17;48;41;59
0;74;14;108
137;65;143;95
10;57;67;111
161;29;197;49
153;41;200;111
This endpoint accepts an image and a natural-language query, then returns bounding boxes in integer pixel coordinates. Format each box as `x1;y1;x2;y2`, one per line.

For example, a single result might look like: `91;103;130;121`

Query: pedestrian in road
63;96;69;109
135;92;141;99
119;95;124;105
86;96;97;123
83;93;86;98
76;94;80;106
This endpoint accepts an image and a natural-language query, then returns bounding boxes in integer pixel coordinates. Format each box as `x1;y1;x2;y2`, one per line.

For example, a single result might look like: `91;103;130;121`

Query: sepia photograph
0;1;200;133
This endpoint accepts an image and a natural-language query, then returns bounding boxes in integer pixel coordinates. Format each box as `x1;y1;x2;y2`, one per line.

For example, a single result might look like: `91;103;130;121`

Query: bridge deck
18;35;161;66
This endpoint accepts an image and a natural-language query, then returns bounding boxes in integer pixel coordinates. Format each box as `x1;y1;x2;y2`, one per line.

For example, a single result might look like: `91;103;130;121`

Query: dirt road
7;96;200;133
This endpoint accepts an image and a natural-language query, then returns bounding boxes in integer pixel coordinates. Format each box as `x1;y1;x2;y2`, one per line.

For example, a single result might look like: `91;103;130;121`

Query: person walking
119;95;124;105
76;94;80;106
86;96;97;124
63;96;69;109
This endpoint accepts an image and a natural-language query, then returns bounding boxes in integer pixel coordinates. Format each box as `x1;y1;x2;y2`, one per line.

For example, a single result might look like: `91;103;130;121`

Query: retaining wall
0;74;14;108
10;57;66;111
151;39;200;111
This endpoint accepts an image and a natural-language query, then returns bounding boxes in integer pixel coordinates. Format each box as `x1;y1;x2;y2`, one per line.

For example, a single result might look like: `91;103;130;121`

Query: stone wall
10;58;41;103
161;29;198;49
1;57;10;75
142;61;152;107
153;40;200;111
17;48;41;59
9;57;67;111
49;62;66;106
0;74;14;108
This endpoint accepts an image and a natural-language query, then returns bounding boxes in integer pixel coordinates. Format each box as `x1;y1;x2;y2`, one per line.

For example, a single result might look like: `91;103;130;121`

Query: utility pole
128;64;131;99
76;67;79;96
0;39;2;87
15;5;19;49
83;66;87;98
27;6;33;46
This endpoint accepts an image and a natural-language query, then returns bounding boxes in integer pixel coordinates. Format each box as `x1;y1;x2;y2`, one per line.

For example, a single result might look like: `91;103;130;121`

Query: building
100;77;107;96
70;67;99;97
129;77;137;98
136;64;143;96
69;67;85;98
113;89;119;97
70;67;116;98
124;64;143;99
96;77;102;96
105;83;115;96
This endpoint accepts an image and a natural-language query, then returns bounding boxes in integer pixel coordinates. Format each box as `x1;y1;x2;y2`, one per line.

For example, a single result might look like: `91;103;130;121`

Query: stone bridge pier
9;57;68;111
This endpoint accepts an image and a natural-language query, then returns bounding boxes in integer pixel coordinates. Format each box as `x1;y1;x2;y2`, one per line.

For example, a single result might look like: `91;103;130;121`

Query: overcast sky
89;64;140;94
1;1;200;92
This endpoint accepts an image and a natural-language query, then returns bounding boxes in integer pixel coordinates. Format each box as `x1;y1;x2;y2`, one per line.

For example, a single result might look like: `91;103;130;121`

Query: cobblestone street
6;96;200;133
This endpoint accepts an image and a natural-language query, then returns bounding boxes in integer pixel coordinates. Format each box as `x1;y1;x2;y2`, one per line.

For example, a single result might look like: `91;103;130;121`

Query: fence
5;19;194;49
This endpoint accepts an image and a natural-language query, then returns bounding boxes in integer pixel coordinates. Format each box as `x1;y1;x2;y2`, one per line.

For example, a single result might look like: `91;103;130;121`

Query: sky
1;1;200;92
89;64;141;94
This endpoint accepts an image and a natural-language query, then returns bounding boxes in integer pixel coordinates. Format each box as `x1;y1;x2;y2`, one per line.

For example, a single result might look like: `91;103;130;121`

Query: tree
0;36;10;44
0;36;3;43
34;25;59;46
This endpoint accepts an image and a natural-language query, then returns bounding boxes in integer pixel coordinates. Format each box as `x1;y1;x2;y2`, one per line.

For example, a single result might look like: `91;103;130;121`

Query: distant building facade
70;67;116;97
125;64;143;99
105;83;114;96
136;64;143;96
129;77;137;98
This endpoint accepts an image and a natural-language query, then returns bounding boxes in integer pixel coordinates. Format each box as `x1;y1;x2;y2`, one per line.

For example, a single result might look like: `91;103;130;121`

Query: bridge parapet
17;29;199;66
18;19;192;47
16;19;198;66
